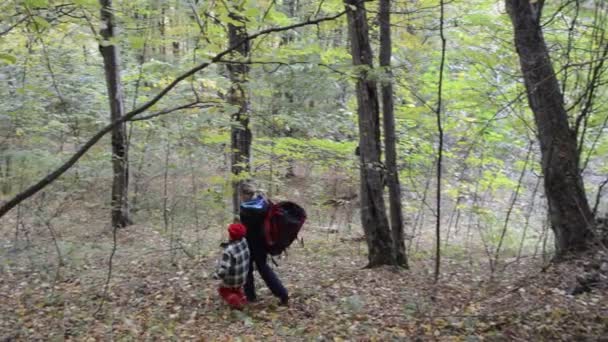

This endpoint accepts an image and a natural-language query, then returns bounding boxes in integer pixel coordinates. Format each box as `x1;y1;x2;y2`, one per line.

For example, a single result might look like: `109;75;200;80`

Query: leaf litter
0;224;607;341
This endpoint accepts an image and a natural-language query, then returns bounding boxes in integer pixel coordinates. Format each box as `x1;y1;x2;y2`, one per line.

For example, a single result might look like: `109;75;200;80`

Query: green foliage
0;53;17;64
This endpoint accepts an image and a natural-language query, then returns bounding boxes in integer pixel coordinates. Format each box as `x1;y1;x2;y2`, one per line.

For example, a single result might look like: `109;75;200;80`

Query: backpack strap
270;256;279;267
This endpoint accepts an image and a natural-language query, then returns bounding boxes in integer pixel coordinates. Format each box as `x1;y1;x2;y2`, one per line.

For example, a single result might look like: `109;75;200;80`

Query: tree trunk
345;0;395;267
379;0;408;268
100;0;132;228
283;0;297;17
281;0;298;43
1;155;11;195
228;12;252;215
279;0;297;178
506;0;593;255
159;6;167;59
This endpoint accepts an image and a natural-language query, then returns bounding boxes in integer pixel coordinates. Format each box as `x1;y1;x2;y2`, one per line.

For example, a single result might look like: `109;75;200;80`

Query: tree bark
227;12;252;215
1;155;11;195
283;0;298;17
100;0;132;228
279;0;298;178
379;0;408;268
281;0;298;44
506;0;593;255
345;0;395;267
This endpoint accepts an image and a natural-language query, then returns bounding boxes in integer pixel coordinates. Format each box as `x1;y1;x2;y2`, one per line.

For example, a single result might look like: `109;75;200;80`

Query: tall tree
379;0;408;268
345;0;395;267
227;9;252;214
505;0;593;255
99;0;132;228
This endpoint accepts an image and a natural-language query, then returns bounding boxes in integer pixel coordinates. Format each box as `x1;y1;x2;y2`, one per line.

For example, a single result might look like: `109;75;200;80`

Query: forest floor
1;218;607;341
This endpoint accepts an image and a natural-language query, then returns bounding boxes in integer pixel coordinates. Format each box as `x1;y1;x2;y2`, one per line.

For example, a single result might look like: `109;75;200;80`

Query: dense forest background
1;0;607;339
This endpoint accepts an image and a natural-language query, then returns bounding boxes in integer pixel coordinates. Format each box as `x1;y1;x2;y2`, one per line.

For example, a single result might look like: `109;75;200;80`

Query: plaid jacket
215;238;250;288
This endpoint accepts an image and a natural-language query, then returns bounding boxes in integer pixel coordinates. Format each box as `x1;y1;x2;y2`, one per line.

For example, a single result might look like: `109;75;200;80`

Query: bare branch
217;58;350;76
129;102;217;122
541;0;578;27
189;0;205;33
314;0;326;18
262;0;277;22
593;176;608;216
0;15;28;37
580;112;608;173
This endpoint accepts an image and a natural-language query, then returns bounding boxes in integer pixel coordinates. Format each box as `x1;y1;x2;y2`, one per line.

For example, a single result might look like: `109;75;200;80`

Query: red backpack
264;201;307;256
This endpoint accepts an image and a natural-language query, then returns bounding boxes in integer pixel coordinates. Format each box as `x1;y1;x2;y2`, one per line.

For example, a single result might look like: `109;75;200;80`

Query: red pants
218;287;247;309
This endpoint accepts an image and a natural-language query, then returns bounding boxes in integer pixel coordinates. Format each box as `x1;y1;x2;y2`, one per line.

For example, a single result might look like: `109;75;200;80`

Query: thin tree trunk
278;0;297;179
227;11;252;215
517;174;542;261
281;0;298;43
345;0;394;267
409;162;434;255
434;0;447;282
177;122;202;236
492;141;533;271
162;127;171;233
379;0;408;268
131;129;152;212
592;177;608;217
99;0;132;229
159;6;167;59
466;150;484;265
506;0;593;256
2;155;11;194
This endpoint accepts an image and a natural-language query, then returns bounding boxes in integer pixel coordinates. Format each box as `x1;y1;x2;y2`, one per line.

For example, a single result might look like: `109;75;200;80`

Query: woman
239;182;289;306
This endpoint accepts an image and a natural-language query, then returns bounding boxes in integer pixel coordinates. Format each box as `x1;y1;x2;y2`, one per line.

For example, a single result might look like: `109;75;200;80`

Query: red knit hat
228;223;247;241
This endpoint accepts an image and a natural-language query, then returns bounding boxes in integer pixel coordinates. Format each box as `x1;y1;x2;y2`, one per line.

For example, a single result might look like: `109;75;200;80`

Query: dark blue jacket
239;196;269;255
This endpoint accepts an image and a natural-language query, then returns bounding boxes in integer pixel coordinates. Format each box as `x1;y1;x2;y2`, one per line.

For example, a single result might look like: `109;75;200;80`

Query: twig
94;222;118;316
188;0;205;33
0;15;28;36
217;59;350;76
314;0;326;18
492;141;533;272
517;174;542;261
129;102;217;122
262;0;277;22
592;176;608;216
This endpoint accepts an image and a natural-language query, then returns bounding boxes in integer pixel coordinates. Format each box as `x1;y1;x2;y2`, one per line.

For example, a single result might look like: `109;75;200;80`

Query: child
214;222;250;309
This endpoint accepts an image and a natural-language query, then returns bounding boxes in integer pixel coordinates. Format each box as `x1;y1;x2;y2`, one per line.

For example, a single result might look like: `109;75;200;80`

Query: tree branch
217;58;350;76
129;101;217;122
593;176;608;216
0;15;28;37
574;42;608;141
580;111;608;173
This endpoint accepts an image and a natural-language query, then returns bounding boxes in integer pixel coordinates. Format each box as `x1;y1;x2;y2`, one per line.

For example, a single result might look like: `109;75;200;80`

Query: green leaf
245;7;260;19
0;53;17;64
73;0;98;6
25;0;48;7
32;16;50;29
129;36;146;49
266;9;291;26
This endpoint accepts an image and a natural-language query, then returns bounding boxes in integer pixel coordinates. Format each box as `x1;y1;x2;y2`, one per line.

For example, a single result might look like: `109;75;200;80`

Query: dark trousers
244;251;288;301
